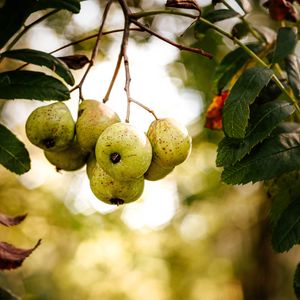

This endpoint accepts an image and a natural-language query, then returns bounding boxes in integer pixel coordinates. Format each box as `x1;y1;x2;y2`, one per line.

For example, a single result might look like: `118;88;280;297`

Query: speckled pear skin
147;118;192;168
95;123;152;181
144;159;174;181
26;102;75;152
90;163;144;205
76;100;120;152
86;151;97;180
44;141;88;171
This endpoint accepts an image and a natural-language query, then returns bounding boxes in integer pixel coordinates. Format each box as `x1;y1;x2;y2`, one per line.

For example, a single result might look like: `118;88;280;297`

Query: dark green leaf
231;22;249;39
222;67;273;138
0;70;70;100
272;197;300;252
217;101;295;166
1;49;75;85
294;263;300;299
0;0;80;49
195;9;239;33
222;127;300;184
213;43;263;93
285;54;300;99
272;27;297;63
0;124;30;174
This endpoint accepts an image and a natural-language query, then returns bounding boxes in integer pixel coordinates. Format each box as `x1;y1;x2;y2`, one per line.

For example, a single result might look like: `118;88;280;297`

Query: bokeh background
1;0;300;299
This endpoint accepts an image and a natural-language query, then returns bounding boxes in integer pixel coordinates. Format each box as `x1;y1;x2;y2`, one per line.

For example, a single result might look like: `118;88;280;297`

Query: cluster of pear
25;100;192;205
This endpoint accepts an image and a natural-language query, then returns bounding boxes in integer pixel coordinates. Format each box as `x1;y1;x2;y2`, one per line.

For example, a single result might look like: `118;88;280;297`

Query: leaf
58;54;89;70
0;287;19;300
0;70;70;101
0;239;41;270
1;49;75;85
222;67;273;138
272;197;300;252
0;0;80;49
222;127;300;184
0;124;30;175
294;263;300;299
195;9;239;33
285;54;300;99
217;100;295;166
231;22;249;39
165;0;200;11
213;43;263;92
0;213;27;227
272;27;298;63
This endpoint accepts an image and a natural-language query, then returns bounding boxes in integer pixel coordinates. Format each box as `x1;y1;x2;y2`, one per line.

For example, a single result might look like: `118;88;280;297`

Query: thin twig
130;98;158;120
70;0;113;100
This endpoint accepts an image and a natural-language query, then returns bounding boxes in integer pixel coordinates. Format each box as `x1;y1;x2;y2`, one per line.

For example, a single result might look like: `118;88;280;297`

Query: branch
70;0;113;100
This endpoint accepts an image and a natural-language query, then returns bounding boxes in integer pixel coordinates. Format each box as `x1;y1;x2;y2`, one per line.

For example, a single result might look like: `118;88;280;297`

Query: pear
76;100;120;152
26;102;75;152
90;163;144;205
86;152;97;180
44;141;88;171
95;123;152;181
144;159;174;181
147;118;192;168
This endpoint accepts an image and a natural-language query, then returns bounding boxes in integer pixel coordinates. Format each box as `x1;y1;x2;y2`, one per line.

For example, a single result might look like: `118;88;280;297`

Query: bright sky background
1;0;204;230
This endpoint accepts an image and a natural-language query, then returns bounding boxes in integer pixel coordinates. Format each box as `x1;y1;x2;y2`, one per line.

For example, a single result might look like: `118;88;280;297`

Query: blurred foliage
1;0;300;299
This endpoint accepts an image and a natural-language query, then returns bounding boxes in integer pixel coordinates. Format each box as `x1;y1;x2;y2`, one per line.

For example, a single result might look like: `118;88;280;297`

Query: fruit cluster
25;100;192;205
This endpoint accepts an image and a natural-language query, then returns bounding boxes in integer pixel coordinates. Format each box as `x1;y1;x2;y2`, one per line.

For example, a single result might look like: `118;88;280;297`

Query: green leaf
217;101;295;166
195;9;239;33
222;67;273;138
272;27;298;63
272;196;300;252
285;54;300;99
0;0;80;49
0;70;70;101
213;43;263;92
1;49;75;85
0;124;30;174
222;128;300;184
294;263;300;299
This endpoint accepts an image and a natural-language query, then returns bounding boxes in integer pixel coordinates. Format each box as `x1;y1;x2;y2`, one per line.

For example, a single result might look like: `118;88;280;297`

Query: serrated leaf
222;128;300;184
195;9;239;33
285;54;300;99
0;124;30;174
222;67;273;138
272;197;300;252
217;100;295;166
1;49;75;85
294;263;300;299
213;43;263;93
272;27;297;63
0;70;70;100
0;0;80;49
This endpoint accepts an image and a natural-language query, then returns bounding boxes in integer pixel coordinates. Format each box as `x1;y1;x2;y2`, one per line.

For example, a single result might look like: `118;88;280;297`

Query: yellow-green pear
95;123;152;181
90;163;144;205
76;100;120;152
147;118;192;168
144;159;174;181
44;141;88;171
26;102;75;152
86;152;97;180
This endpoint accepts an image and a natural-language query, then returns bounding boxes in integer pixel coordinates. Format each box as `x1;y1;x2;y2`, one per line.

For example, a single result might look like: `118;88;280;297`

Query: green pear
95;123;152;181
44;141;88;171
86;151;97;180
26;102;75;152
147;118;192;168
76;100;120;152
90;163;144;205
144;159;174;181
